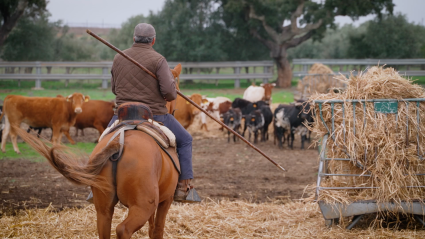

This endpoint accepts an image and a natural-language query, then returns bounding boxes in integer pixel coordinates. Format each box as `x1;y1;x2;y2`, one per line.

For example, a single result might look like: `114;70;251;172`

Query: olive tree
222;0;394;87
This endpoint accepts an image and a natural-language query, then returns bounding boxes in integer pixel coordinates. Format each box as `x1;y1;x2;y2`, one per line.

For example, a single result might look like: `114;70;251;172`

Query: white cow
243;83;276;103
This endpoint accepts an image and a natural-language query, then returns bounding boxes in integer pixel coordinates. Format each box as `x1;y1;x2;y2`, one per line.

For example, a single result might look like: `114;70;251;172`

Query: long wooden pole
86;29;286;172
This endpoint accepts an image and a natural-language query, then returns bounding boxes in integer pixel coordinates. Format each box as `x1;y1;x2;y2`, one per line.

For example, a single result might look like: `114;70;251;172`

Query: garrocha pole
86;29;286;172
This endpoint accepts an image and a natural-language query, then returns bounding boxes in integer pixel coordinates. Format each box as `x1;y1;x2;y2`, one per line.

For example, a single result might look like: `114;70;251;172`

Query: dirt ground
0;115;319;215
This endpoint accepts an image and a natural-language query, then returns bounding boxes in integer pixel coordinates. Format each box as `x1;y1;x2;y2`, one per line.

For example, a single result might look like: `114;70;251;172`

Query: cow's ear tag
253;104;257;108
85;98;89;102
230;117;234;121
251;118;255;122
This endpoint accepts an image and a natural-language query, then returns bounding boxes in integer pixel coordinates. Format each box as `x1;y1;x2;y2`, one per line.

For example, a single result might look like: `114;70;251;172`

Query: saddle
99;102;176;148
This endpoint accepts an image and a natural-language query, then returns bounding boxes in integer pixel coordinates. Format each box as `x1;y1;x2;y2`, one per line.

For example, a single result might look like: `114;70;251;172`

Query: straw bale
297;63;345;97
309;66;425;206
1;200;425;238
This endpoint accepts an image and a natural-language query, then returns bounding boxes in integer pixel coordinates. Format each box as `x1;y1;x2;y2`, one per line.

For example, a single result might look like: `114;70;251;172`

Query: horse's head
171;63;182;90
167;63;182;114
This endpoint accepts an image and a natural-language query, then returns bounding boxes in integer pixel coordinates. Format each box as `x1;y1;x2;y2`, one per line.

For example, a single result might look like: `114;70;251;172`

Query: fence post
303;64;308;73
263;66;269;84
102;67;108;89
33;61;43;90
234;67;240;89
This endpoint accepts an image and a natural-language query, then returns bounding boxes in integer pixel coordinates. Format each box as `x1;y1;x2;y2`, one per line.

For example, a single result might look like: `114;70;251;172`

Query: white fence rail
0;61;274;89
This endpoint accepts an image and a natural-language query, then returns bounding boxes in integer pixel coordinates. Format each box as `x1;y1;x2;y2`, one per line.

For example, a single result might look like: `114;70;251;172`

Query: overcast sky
47;0;425;28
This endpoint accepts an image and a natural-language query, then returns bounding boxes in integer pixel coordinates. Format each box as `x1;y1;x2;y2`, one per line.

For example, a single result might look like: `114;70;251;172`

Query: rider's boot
173;179;201;203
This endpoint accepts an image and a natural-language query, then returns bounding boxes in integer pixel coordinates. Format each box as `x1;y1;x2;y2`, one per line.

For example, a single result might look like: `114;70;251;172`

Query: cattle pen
2;62;425;238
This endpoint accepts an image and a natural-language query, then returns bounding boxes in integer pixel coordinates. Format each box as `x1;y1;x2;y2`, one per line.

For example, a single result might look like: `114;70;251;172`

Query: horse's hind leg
116;204;157;239
92;186;118;239
151;197;173;239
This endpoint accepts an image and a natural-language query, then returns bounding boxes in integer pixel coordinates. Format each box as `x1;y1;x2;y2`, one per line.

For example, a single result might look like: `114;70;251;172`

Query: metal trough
314;99;425;229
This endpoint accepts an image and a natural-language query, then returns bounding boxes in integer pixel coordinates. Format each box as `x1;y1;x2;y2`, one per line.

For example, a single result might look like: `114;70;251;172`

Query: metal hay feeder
314;98;425;229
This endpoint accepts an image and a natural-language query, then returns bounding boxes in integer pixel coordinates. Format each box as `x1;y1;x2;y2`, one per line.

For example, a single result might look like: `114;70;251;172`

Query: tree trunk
0;1;28;48
274;57;292;88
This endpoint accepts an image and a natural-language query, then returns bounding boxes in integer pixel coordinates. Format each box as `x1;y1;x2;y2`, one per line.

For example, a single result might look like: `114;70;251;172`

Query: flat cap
134;23;156;37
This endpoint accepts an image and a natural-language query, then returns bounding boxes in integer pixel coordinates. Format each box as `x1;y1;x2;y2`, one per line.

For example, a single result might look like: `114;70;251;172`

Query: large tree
0;0;47;48
222;0;394;87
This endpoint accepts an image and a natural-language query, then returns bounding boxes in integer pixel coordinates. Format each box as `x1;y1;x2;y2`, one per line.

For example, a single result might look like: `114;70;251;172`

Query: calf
273;105;291;149
231;98;268;137
246;109;264;144
73;100;115;140
1;93;89;153
222;108;242;142
284;101;313;149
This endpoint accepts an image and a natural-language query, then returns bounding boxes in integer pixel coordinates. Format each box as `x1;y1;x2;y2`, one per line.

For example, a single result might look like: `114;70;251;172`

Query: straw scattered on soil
297;63;345;97
1;200;424;238
309;66;425;205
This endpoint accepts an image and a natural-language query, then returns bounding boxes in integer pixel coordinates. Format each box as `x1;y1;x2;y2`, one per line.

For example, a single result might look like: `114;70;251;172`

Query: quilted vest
112;43;167;115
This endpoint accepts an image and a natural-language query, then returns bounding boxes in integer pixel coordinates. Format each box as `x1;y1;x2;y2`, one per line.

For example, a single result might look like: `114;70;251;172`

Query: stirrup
86;191;94;204
174;188;201;203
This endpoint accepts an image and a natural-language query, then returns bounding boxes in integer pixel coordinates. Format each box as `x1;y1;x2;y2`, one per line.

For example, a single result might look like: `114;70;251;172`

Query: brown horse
15;64;183;239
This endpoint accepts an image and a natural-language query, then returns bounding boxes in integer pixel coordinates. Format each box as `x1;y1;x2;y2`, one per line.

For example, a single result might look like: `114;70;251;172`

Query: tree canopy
221;0;394;87
0;0;47;48
2;13;57;61
347;13;425;59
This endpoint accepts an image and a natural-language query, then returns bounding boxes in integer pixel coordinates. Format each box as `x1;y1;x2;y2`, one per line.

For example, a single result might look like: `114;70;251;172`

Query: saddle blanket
99;119;176;148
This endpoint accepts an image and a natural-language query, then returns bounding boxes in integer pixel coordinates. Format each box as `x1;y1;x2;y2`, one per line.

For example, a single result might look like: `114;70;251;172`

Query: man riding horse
89;23;195;202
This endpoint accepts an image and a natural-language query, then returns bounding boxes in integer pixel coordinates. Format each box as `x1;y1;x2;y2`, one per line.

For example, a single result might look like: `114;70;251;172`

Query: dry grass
1;200;425;238
309;66;425;206
297;63;345;97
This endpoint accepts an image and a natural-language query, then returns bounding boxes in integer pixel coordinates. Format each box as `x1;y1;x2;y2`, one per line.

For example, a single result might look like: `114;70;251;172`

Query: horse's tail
13;126;119;191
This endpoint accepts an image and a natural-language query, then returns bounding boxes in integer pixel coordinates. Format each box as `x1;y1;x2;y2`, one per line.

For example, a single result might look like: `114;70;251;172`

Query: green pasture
0;79;294;104
0;142;96;161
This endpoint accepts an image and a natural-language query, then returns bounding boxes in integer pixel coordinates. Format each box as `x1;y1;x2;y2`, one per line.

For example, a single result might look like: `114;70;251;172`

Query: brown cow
173;93;203;129
73;100;115;139
201;97;232;131
0;93;89;153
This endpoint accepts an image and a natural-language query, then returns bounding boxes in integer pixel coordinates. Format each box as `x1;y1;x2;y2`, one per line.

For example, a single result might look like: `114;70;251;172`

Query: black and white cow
222;108;242;143
273;105;291;149
246;105;273;144
231;98;268;137
274;101;313;149
27;126;47;138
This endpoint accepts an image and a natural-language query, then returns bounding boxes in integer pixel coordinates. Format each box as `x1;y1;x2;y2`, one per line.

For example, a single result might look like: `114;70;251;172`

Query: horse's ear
171;63;182;78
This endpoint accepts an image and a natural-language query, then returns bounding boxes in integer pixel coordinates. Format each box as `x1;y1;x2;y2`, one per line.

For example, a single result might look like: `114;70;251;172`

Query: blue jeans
107;114;193;181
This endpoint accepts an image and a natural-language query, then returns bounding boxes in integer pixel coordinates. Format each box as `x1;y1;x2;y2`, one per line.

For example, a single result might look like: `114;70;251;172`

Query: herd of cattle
0;83;313;154
195;83;313;149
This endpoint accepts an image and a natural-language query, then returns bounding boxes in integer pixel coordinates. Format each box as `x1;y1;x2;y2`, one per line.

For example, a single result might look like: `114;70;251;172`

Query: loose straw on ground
1;200;424;238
